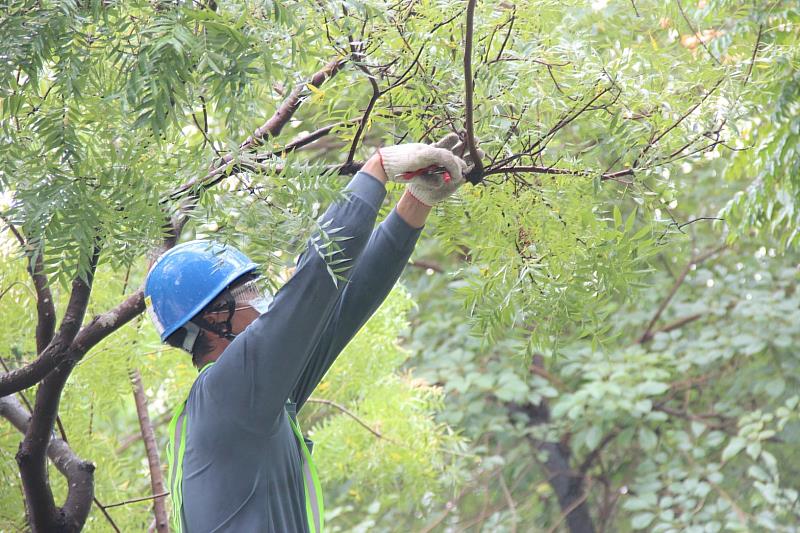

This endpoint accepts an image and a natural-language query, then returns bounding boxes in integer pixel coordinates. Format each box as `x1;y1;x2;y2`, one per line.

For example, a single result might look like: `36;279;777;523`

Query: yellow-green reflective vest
166;363;324;532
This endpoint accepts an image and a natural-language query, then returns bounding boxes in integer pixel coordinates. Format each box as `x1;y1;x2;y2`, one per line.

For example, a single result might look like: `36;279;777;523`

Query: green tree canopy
1;0;798;531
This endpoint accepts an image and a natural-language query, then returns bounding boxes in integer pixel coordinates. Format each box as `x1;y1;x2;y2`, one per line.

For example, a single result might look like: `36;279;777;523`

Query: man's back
179;371;309;532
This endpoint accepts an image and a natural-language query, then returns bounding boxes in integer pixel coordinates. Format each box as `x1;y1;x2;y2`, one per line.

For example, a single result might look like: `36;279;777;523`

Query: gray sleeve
292;207;423;411
196;172;387;432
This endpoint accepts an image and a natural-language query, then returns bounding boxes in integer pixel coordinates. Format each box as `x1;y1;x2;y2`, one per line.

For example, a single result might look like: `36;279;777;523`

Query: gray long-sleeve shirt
177;172;422;532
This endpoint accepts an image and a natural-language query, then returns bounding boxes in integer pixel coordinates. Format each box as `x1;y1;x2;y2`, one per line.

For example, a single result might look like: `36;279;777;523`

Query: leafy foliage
1;0;799;531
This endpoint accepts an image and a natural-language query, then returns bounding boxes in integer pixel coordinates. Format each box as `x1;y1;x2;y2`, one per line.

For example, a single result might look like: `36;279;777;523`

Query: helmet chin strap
185;291;238;352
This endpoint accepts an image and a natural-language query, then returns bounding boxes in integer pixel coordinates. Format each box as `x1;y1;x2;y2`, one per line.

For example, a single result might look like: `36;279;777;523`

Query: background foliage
1;0;799;531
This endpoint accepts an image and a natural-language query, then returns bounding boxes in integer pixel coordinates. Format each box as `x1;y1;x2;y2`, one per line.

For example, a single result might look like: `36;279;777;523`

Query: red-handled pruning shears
395;165;451;183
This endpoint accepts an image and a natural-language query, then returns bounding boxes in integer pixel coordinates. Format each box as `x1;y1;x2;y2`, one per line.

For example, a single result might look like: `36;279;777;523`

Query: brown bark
463;0;485;184
30;248;56;354
507;356;596;533
1;395;95;530
17;246;101;532
0;292;145;397
130;369;169;533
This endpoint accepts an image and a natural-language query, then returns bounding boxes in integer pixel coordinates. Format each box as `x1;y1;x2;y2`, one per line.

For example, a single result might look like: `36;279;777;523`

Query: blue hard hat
144;240;258;341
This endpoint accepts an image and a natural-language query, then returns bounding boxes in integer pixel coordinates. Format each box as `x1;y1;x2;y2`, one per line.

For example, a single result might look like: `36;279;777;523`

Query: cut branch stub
466;166;484;185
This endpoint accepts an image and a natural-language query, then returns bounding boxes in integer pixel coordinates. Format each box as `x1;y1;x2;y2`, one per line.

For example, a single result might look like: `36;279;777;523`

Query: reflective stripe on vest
289;415;324;533
167;363;324;532
167;402;188;532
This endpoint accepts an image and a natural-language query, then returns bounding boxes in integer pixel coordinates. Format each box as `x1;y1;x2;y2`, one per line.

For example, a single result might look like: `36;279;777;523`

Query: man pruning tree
144;134;481;532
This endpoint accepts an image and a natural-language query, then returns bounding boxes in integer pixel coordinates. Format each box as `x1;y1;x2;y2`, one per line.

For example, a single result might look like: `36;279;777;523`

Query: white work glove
379;134;483;206
408;134;485;206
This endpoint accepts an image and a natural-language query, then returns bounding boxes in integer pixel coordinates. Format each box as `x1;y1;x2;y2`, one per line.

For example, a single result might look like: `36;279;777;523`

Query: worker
144;134;480;532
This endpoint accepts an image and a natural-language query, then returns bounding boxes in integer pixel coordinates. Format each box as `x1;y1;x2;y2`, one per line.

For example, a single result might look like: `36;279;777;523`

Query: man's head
167;272;267;366
145;240;272;367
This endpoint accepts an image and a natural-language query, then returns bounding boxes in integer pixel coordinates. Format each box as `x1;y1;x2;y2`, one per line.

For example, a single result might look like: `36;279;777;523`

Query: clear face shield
182;278;273;353
227;278;273;314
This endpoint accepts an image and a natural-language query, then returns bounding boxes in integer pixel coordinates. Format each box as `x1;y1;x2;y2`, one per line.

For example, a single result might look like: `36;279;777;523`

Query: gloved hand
406;134;484;206
379;134;468;184
379;133;484;206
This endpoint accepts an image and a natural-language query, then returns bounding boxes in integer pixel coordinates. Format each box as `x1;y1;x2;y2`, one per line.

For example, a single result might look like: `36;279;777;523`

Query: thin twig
272;119;362;157
634;77;724;167
94;499;122;533
104;492;170;510
676;0;721;65
742;24;763;87
485;164;634;185
579;430;621;473
637;245;726;343
191;106;220;158
305;398;386;440
499;474;518;532
643;312;703;341
494;9;516;64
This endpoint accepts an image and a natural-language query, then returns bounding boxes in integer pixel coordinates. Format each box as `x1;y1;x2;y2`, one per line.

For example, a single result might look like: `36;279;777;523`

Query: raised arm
200;170;386;427
289;134;481;409
291;189;430;410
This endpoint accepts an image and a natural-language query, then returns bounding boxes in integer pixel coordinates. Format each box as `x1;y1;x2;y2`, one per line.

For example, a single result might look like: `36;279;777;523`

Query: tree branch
742;24;763;87
1;395;121;533
1;395;92;509
484;164;634;184
544;478;595;533
463;0;485;183
0;217;56;354
236;58;346;154
346;38;382;165
272;119;362;157
0;287;144;398
633;77;723;167
30;250;56;355
579;429;620;474
168;58;347;203
505;355;596;533
104;492;170;510
16;245;101;532
167;58;345;201
637;245;726;344
130;368;168;533
116;409;174;454
638;312;703;344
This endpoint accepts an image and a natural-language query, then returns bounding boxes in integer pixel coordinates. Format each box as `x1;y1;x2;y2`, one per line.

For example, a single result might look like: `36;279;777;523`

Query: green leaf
631;512;655;530
585;425;602;450
637;381;669;396
722;437;746;462
639;426;658;451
